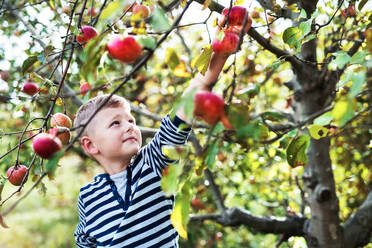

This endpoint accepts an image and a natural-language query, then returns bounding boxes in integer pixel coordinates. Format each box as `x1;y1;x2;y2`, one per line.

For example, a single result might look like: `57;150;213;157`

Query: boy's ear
81;136;99;155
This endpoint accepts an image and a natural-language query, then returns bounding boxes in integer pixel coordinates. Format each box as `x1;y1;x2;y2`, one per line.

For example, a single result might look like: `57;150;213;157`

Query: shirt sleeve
74;194;98;248
142;114;191;177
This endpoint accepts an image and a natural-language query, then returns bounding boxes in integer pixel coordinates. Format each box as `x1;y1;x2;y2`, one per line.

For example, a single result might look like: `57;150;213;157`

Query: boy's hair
74;94;130;137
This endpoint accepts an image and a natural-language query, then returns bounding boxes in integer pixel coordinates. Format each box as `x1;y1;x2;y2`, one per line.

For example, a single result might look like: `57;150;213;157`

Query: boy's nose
123;121;134;132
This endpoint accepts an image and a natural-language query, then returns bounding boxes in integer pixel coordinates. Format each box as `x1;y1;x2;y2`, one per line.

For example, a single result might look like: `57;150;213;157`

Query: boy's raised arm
175;52;230;123
175;12;250;123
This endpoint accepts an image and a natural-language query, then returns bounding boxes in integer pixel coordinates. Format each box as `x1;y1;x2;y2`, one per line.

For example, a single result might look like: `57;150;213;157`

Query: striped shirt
74;115;191;247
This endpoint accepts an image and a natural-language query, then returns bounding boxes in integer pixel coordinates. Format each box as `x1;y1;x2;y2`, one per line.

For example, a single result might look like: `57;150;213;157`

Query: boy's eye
110;121;120;127
128;119;135;124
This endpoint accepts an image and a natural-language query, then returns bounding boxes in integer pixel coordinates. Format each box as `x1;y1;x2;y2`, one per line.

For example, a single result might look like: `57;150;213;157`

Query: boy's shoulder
79;173;111;197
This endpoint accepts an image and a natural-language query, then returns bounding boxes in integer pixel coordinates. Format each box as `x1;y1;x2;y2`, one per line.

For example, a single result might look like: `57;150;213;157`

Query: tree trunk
298;66;344;247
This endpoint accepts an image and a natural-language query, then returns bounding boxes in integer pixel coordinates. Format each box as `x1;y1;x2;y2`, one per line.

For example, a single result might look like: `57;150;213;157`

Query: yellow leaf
194;45;213;76
101;1;121;19
170;203;188;239
173;63;191;78
234;0;244;5
49;0;55;10
332;99;348;121
308;124;329;140
180;0;186;7
202;0;211;10
287;3;300;12
56;97;63;106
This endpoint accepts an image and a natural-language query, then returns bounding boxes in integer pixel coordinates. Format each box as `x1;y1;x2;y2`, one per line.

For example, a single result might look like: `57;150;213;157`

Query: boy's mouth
123;136;136;143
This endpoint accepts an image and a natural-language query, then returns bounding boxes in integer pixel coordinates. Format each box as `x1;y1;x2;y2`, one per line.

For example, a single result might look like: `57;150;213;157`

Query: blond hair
74;94;130;137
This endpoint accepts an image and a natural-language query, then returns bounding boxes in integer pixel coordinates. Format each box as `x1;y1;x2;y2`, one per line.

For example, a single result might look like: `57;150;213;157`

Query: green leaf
21;56;38;74
100;1;122;19
298;9;307;19
205;141;218;169
308;124;329;140
161;163;184;196
44;149;65;174
212;122;225;135
282;27;301;45
332;51;351;69
226;103;250;129
299;19;312;38
81;34;105;80
358;0;368;11
264;60;281;72
191;45;213;75
161;145;189;160
165;48;180;70
137;37;157;50
150;8;171;32
261;111;286;121
349;70;366;98
170;88;196;121
314;112;333;125
286;134;310;168
350;51;369;65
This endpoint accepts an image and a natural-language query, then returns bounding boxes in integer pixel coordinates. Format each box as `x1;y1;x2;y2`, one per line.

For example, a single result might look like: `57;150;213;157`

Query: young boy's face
86;105;142;163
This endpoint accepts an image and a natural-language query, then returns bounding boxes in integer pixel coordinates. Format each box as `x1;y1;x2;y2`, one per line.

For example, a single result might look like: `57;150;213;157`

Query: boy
73;14;248;247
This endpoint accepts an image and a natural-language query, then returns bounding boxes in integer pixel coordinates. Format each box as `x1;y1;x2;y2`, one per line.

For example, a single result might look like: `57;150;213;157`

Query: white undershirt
110;170;127;198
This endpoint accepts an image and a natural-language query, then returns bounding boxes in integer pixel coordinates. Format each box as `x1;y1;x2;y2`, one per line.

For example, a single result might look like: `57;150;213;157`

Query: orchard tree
0;0;371;247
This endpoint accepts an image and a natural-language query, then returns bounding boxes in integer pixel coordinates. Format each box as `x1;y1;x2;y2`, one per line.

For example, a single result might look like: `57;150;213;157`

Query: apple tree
0;0;371;247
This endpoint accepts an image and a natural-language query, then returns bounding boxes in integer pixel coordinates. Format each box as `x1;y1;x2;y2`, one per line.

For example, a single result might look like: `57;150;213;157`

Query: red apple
123;2;138;12
222;6;248;26
76;26;98;46
0;70;8;81
7;165;28;186
194;91;225;125
80;82;92;96
32;133;62;159
191;198;205;210
49;127;71;145
133;4;150;18
212;32;239;54
22;81;39;96
51;113;72;128
107;36;142;63
87;7;97;16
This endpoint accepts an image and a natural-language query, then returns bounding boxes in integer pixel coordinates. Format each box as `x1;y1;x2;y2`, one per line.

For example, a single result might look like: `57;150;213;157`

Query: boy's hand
213;10;252;54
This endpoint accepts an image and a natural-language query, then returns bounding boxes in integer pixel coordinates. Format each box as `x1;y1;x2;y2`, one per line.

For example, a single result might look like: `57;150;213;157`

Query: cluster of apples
75;3;151;64
212;6;252;54
7;113;72;186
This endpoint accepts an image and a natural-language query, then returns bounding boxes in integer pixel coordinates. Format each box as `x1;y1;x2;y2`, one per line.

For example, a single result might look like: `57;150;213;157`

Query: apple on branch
49;127;71;145
107;35;142;63
32;133;62;159
76;26;98;46
194;91;225;125
133;4;150;19
6;165;28;186
80;82;92;96
212;32;239;54
50;113;72;128
22;80;39;96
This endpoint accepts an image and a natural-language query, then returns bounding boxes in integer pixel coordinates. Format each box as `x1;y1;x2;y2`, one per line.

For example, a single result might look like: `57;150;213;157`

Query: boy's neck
98;157;132;176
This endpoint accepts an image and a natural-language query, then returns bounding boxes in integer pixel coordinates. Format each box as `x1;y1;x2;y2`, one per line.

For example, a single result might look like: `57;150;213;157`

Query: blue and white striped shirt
74;115;191;247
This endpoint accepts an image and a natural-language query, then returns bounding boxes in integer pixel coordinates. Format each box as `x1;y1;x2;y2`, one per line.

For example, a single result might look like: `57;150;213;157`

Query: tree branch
190;207;307;236
192;0;303;71
343;187;372;247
